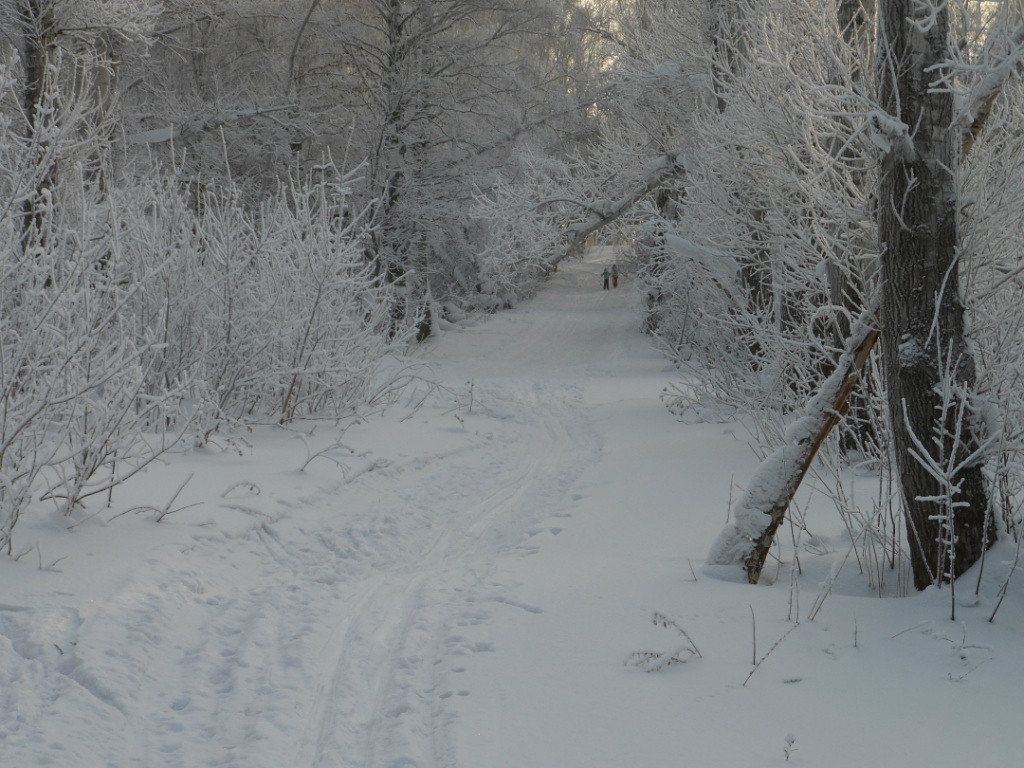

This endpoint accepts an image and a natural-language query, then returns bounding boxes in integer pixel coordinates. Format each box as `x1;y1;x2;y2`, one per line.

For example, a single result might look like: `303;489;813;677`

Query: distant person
602;267;610;290
611;263;619;288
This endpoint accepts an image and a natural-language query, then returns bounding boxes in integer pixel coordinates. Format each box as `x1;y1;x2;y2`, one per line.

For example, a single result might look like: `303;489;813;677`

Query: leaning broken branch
706;296;881;584
958;22;1024;158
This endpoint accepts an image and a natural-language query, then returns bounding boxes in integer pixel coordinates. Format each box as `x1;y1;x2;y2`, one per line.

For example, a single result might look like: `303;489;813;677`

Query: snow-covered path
5;249;1024;768
0;249;690;767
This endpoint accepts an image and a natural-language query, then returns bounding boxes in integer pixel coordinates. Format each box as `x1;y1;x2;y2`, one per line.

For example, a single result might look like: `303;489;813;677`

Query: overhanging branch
543;152;686;269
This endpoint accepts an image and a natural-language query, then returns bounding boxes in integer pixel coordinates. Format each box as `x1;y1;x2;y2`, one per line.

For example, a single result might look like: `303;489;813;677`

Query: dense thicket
0;0;606;550
494;0;1024;592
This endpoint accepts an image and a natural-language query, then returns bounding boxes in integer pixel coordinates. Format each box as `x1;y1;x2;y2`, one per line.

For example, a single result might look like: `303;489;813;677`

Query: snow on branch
867;110;915;158
544;152;686;269
705;296;881;583
955;22;1024;158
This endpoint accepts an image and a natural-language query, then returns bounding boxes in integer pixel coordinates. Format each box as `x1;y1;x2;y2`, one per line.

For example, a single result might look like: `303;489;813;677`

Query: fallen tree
705;300;880;583
543;152;686;270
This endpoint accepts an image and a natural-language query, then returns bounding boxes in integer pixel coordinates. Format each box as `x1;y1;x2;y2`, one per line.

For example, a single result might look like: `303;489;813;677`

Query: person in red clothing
611;263;619;288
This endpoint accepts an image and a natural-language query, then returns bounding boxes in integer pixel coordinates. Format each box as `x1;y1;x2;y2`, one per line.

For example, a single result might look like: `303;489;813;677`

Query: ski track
337;384;592;768
0;256;619;768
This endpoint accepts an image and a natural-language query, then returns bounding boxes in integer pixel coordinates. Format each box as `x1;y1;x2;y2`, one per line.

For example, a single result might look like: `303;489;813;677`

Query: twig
989;528;1024;622
220;481;261;499
743;622;800;686
625;612;703;672
809;537;859;621
110;473;196;523
293;429;357;473
750;604;757;665
891;620;931;639
726;474;734;523
651;612;703;658
948;659;988;682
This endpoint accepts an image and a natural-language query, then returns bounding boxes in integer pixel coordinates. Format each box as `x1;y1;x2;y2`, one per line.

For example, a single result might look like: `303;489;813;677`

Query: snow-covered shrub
961;80;1024;540
472;150;585;306
655;0;880;435
664;0;1024;587
631;0;904;585
251;169;393;422
0;55;182;544
119;163;393;435
0;38;396;549
118;0;601;323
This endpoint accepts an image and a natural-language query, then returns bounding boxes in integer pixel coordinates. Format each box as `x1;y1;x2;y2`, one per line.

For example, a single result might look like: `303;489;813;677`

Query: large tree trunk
877;0;994;589
19;0;50;119
363;0;422;337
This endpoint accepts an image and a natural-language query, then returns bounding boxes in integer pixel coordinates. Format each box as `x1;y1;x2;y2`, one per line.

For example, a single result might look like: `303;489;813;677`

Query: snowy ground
3;249;1024;767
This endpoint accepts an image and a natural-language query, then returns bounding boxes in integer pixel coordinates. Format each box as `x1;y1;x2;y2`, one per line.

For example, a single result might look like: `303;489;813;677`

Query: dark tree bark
19;0;50;119
708;0;739;114
362;0;424;337
18;0;56;248
877;0;995;590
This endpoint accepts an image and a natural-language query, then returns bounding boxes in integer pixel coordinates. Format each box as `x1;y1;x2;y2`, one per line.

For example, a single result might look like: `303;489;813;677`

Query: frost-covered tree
345;0;605;322
0;16;395;554
696;0;1024;588
874;0;1024;587
119;0;605;321
3;0;159;240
